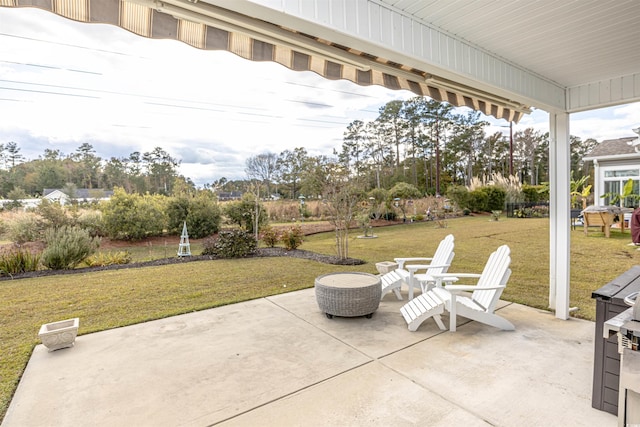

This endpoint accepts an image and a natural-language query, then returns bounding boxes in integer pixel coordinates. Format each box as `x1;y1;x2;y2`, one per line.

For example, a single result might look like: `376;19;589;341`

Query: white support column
549;112;571;319
592;159;601;203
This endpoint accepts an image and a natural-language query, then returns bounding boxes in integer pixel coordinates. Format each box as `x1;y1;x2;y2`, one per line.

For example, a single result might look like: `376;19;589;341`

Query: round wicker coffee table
315;272;381;319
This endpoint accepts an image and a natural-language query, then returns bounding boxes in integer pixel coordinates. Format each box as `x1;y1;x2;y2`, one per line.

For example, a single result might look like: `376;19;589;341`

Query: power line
0;30;399;132
0;32;143;58
0;86;99;99
0;60;102;75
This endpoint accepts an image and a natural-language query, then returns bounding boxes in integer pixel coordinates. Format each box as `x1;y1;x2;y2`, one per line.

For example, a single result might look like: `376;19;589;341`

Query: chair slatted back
426;234;455;276
472;245;511;312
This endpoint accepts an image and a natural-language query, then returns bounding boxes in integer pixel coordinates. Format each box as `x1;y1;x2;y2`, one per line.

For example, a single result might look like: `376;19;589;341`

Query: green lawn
2;216;639;421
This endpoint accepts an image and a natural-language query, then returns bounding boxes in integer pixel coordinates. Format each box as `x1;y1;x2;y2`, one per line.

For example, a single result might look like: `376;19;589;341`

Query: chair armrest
394;257;433;269
430;273;481;288
428;272;474;279
406;264;450;273
445;284;506;293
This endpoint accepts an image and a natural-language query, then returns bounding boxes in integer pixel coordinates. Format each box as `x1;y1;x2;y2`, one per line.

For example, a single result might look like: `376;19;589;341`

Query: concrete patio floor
3;288;617;426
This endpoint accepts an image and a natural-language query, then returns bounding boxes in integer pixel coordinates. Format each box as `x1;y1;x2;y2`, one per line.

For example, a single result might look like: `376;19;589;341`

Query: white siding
568;72;640;113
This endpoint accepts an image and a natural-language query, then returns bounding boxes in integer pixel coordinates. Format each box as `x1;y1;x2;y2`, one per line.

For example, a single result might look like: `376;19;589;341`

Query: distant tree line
2;98;599;201
0;142;188;198
239;98;598;199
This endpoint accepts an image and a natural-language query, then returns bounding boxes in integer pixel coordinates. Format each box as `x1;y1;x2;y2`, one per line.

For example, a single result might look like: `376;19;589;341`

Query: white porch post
549;112;571;319
592;159;601;203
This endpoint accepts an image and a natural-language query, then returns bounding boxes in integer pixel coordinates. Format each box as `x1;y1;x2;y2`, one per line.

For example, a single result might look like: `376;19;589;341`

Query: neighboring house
583;128;640;207
0;188;113;210
43;188;114;205
43;189;69;205
217;191;243;201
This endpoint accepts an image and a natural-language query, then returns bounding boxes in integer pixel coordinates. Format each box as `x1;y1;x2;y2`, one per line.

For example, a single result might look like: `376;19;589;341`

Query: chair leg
380;271;406;301
433;314;446;330
449;294;457;332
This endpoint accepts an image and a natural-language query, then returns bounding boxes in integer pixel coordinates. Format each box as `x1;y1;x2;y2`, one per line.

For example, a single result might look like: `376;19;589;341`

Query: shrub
167;194;221;239
201;230;257;258
166;197;190;234
388;182;422;220
282;225;304;250
186;194;221;238
75;209;105;237
480;186;507;211
522;184;548;203
260;226;280;248
36;199;72;229
41;226;100;269
467;190;489;212
0;246;41;275
446;185;469;211
6;212;42;243
223;194;268;233
101;188;167;240
84;251;132;267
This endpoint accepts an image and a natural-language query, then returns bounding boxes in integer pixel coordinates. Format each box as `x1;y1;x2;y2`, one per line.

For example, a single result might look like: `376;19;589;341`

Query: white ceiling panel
381;0;640;88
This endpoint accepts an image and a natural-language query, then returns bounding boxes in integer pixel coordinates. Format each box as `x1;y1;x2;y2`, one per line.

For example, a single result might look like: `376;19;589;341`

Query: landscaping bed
0;221;385;280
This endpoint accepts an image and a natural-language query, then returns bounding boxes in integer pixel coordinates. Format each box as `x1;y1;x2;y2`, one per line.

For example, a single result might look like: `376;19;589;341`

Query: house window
604;169;639;178
602;168;640;207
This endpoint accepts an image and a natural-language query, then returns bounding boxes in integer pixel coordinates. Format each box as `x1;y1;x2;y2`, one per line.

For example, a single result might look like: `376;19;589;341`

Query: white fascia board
583;153;640;163
567;72;640;113
206;0;566;111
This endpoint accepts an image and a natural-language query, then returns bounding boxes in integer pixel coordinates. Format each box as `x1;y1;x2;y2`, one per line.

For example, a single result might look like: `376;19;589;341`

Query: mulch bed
0;220;404;281
0;247;364;282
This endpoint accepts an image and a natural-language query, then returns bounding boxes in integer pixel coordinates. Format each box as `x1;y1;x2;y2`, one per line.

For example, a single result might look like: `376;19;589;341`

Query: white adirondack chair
379;234;455;301
401;244;514;332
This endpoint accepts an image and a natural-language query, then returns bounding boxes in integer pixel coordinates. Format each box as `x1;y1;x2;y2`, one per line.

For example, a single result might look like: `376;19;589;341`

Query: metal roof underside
2;0;639;121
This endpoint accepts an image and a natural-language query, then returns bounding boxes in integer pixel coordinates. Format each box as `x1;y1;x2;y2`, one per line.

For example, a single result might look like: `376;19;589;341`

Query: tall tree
276;147;309;198
5;142;23;169
72;143;101;189
245;152;278;197
417;100;454;195
103;157;129;191
340;120;367;178
448;111;488;185
142;147;179;194
376;100;407;172
514;128;546;185
363;120;393;189
401;98;426;187
571;136;598;179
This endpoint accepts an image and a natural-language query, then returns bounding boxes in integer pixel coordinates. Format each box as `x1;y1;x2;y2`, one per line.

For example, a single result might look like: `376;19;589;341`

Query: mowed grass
2;215;640;420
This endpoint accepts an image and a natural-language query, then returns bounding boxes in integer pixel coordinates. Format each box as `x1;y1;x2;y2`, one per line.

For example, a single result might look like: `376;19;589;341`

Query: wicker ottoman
315;272;382;319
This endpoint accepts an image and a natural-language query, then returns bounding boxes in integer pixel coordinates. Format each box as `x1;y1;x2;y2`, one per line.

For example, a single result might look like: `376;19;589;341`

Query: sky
1;7;639;187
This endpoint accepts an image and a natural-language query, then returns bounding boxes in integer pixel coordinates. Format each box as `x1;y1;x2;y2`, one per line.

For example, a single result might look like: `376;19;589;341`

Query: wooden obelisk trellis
177;221;191;257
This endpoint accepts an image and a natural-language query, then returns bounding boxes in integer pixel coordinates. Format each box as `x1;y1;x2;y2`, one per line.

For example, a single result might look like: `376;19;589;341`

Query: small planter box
375;261;398;274
38;318;79;352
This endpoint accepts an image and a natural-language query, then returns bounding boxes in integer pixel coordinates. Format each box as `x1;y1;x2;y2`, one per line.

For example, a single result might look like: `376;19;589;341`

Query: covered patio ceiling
383;0;640;111
2;0;638;117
